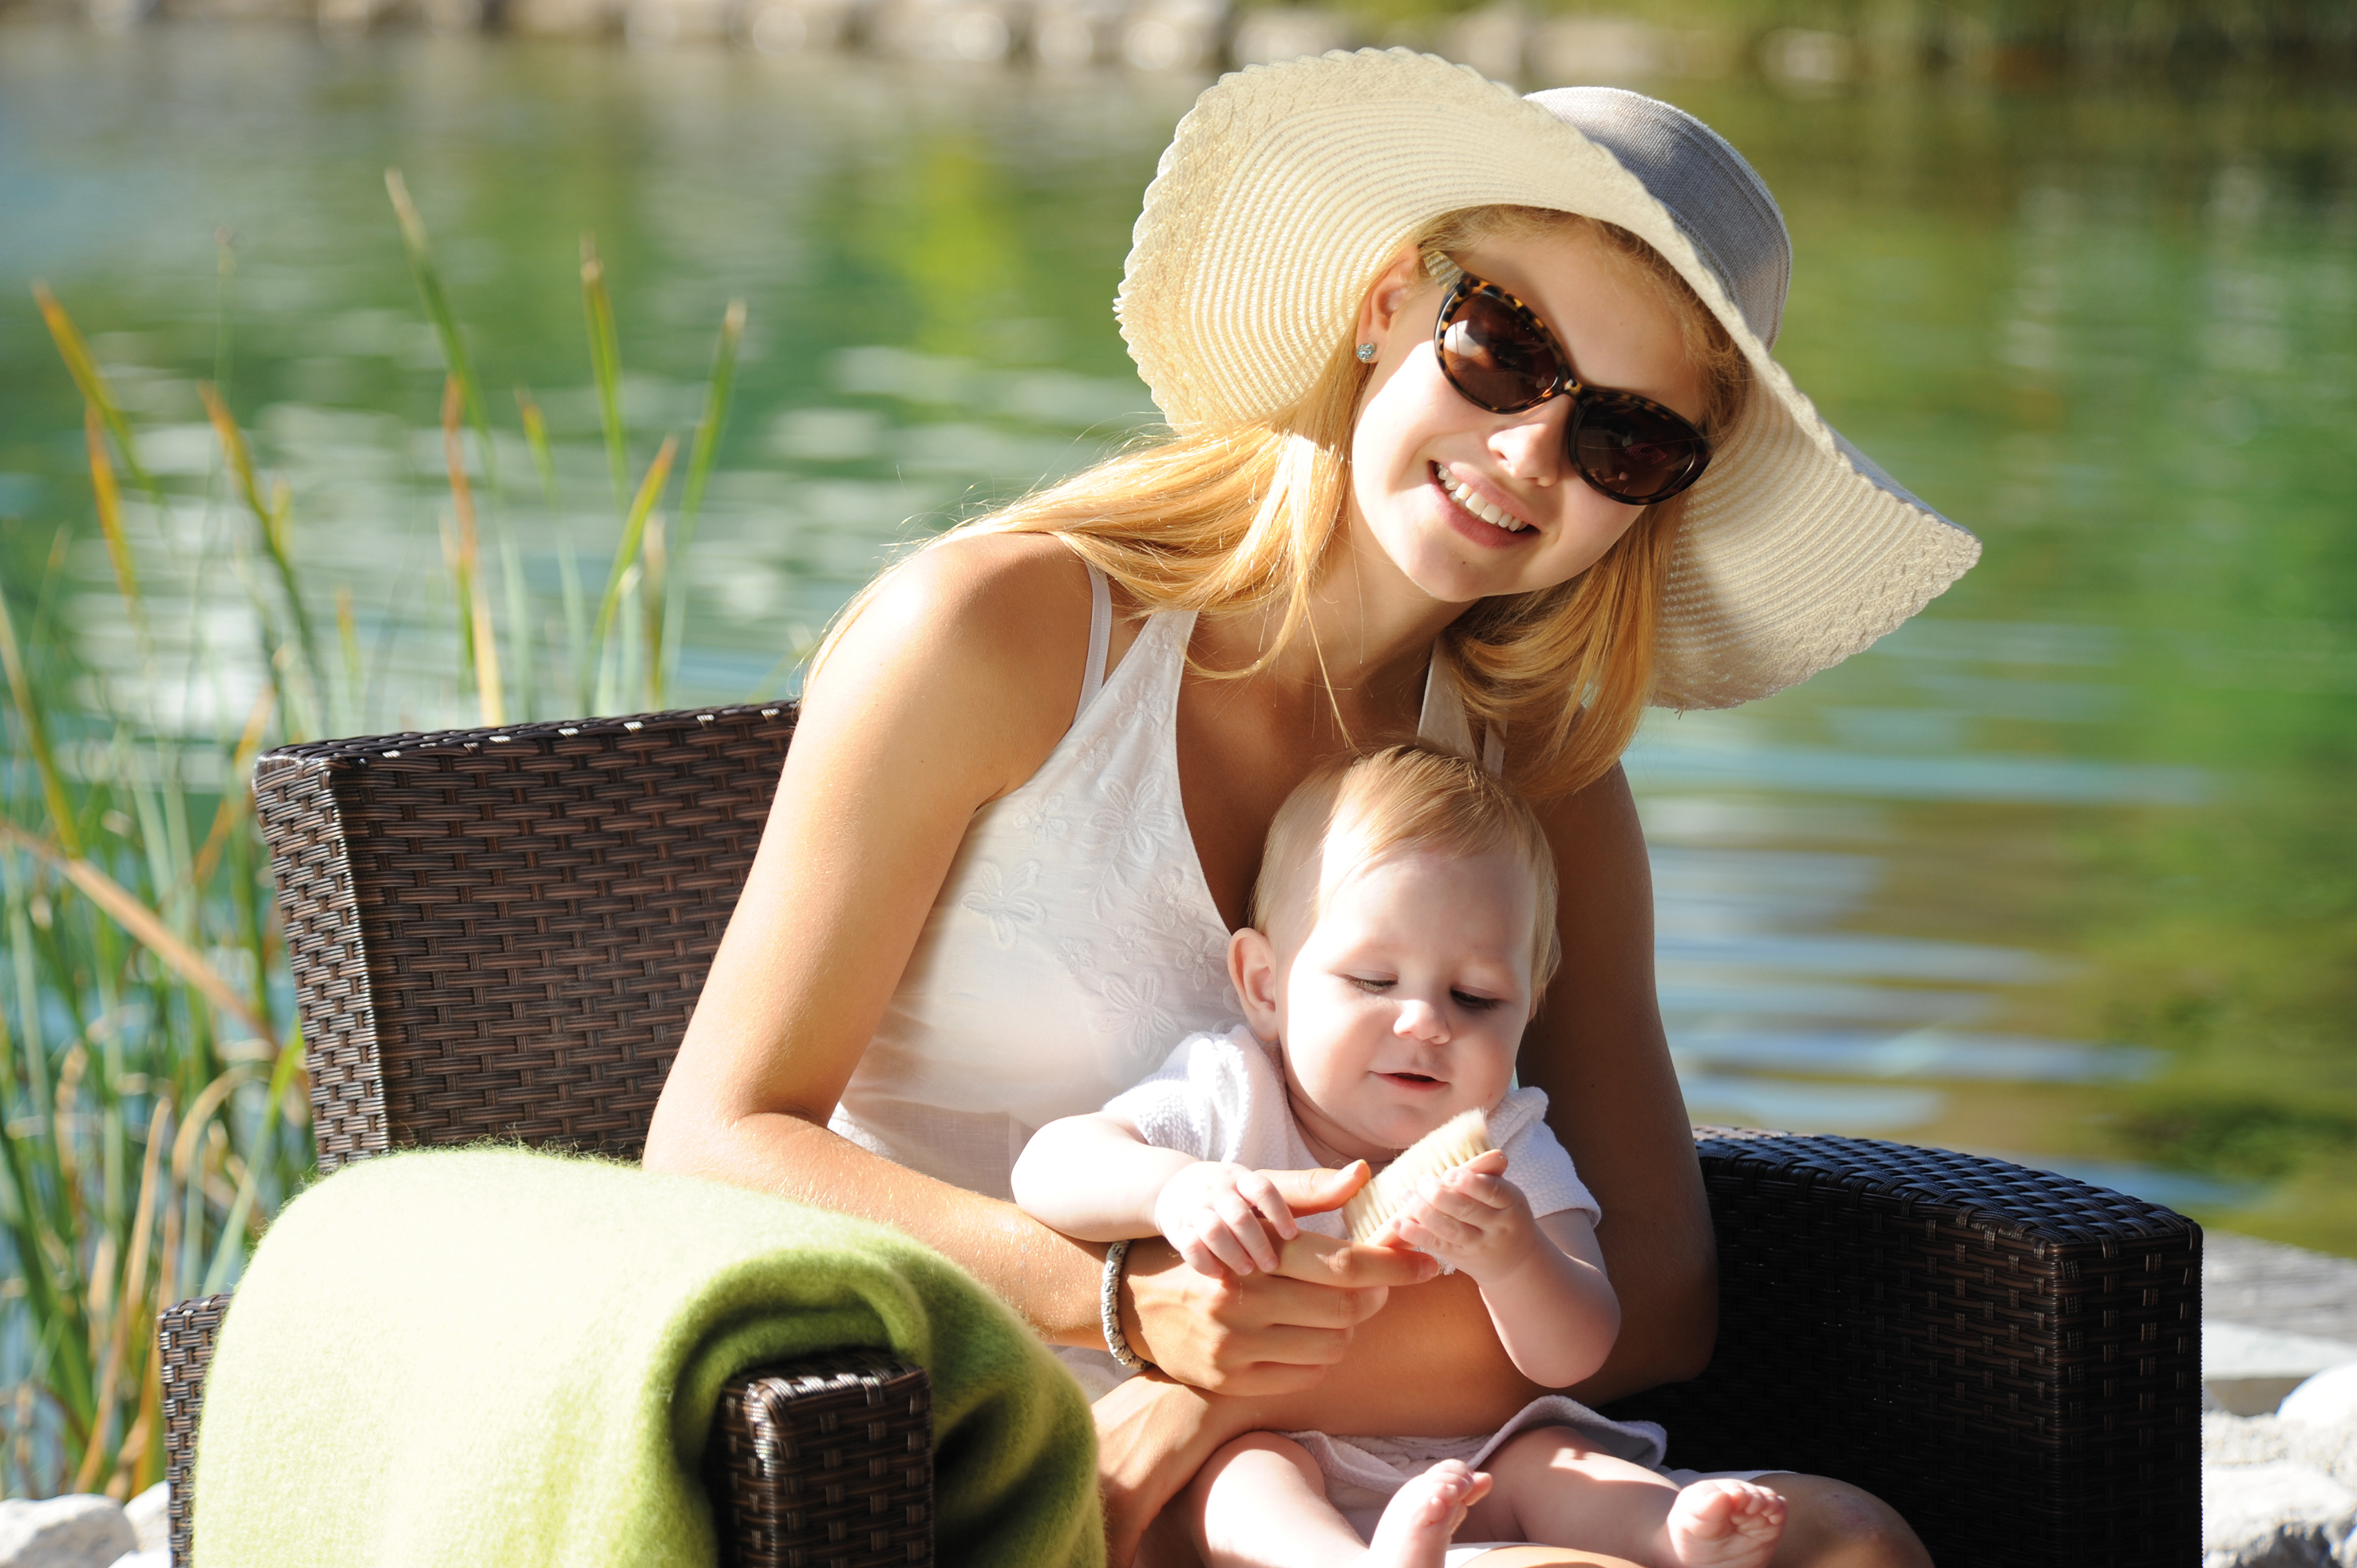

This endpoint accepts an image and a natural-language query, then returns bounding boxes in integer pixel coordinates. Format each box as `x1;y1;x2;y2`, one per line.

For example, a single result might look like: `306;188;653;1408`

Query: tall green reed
1;174;743;1499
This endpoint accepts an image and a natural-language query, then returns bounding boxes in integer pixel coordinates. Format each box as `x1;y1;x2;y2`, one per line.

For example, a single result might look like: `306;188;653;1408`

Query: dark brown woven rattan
709;1353;934;1568
158;1295;227;1568
255;705;799;1171
155;704;2201;1568
1608;1128;2201;1567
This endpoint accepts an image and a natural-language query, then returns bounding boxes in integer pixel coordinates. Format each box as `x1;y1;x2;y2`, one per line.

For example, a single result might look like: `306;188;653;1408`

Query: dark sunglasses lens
1572;396;1708;503
1438;290;1557;412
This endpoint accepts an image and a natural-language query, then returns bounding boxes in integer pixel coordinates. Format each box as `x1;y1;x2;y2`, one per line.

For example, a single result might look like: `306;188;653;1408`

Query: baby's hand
1153;1161;1303;1278
1378;1150;1539;1285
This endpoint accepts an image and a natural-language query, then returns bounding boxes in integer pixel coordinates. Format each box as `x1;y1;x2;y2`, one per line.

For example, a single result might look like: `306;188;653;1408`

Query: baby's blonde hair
1250;742;1563;994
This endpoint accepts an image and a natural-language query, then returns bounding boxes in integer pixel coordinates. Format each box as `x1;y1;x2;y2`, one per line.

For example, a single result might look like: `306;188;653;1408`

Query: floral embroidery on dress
1094;969;1177;1059
1018;790;1073;847
960;859;1045;946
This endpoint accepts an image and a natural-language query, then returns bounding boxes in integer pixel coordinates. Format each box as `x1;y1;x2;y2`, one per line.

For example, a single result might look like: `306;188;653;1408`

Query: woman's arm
1519;764;1718;1395
643;535;1426;1361
643;534;1117;1333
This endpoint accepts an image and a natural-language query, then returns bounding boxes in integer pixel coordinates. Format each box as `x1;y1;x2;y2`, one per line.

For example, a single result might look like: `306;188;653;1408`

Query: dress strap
1417;645;1505;775
1074;562;1113;721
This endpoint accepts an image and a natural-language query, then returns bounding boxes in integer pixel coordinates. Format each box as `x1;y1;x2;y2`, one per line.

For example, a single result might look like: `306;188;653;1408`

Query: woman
645;49;1978;1566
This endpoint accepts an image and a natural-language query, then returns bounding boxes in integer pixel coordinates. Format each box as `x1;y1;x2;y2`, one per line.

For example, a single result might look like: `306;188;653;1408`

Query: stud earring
1355;342;1377;363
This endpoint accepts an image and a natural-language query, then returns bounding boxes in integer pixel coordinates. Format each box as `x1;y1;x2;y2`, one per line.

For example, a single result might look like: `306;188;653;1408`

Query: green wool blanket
193;1147;1101;1567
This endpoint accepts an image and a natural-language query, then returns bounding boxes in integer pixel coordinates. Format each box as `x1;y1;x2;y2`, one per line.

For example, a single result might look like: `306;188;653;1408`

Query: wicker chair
157;705;2201;1567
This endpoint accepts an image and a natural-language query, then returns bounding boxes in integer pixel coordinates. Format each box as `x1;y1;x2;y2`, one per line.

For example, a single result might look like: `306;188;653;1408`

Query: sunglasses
1430;268;1713;507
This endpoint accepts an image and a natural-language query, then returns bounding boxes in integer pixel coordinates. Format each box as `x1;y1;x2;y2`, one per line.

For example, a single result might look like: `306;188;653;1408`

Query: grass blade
335;585;363;731
516;386;559;508
386;168;498;492
0;589;84;859
642;515;666;709
588;434;675;685
85;407;148;655
678;299;744;542
73;1096;166;1493
442;376;504;726
659;298;745;701
500;530;535;725
0;821;277;1053
198;381;326;705
559;542;591;716
202;1021;303;1297
31;282;156;501
580;236;630;512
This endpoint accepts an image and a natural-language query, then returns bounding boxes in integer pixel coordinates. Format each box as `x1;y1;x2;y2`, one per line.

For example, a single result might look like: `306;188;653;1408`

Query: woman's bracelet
1100;1239;1149;1371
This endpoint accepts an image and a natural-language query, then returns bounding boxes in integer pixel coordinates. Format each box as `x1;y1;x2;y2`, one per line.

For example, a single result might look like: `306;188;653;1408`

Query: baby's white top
1105;1024;1601;1238
829;563;1497;1201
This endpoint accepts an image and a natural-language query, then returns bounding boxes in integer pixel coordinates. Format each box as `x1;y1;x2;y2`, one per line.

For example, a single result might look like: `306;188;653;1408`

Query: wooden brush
1342;1108;1493;1244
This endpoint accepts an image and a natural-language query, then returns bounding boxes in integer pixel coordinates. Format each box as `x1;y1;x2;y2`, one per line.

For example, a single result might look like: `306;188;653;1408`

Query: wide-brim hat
1116;48;1980;710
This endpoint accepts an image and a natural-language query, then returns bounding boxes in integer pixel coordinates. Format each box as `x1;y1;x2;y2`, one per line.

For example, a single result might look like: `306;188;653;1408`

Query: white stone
0;1495;138;1568
2284;1365;2357;1435
101;1554;166;1568
117;1487;164;1556
2202;1454;2357;1568
2209;1324;2357;1416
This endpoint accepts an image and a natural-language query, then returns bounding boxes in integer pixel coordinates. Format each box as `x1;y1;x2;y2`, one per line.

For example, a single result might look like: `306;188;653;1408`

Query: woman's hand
1092;1372;1249;1568
1119;1224;1440;1394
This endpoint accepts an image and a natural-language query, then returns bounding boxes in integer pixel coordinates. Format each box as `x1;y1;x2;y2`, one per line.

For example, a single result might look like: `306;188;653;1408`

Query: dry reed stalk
0;823;275;1053
387;168;496;489
442;376;505;726
83;408;145;654
30;282;156;499
580;236;631;511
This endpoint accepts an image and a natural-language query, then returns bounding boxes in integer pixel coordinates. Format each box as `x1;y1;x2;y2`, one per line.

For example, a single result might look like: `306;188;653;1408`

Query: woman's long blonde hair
819;205;1749;801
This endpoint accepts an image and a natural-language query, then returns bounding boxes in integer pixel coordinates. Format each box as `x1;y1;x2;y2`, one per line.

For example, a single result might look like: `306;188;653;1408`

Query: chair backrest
255;705;796;1173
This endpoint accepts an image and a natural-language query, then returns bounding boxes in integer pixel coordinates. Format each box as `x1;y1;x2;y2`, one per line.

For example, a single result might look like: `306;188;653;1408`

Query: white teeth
1438;468;1528;532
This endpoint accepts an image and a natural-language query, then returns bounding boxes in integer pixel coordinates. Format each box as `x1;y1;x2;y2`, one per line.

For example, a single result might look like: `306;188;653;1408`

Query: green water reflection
3;25;2352;1249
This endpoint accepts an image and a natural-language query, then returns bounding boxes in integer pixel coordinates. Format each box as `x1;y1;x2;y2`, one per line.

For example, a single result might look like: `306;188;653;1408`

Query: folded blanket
193;1147;1101;1567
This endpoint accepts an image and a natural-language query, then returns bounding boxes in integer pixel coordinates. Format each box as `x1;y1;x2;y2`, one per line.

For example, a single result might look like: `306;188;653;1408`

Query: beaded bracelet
1100;1239;1149;1371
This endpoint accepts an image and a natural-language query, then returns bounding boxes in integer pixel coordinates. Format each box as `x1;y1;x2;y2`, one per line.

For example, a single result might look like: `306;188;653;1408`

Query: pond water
3;23;2353;1244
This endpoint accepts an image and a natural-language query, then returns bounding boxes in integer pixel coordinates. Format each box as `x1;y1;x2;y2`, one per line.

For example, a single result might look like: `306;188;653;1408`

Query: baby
1013;743;1786;1568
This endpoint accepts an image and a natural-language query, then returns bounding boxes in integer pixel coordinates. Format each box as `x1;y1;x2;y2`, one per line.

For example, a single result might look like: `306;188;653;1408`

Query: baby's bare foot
1662;1479;1786;1568
1359;1460;1493;1568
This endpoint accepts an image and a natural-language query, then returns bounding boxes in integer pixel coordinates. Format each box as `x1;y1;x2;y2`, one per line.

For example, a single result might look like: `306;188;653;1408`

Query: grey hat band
1525;86;1793;351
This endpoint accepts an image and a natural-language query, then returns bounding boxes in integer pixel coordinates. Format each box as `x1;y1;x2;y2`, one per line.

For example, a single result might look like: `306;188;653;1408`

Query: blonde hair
818;205;1750;800
1251;743;1563;994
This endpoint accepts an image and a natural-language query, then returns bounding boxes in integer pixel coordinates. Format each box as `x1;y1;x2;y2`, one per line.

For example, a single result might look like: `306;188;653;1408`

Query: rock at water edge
0;1495;139;1568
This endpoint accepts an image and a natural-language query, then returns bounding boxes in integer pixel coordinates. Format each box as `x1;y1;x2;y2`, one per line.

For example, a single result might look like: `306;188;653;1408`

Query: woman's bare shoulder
806;531;1095;796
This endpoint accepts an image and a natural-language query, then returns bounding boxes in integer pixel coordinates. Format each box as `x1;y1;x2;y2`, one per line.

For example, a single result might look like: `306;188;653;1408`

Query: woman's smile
1430;461;1539;543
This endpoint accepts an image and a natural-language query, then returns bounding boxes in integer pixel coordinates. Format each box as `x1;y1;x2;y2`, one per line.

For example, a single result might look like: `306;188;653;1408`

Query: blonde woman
645;49;1977;1568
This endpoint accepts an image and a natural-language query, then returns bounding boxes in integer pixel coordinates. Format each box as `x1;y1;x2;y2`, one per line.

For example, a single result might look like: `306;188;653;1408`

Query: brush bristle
1342;1108;1493;1244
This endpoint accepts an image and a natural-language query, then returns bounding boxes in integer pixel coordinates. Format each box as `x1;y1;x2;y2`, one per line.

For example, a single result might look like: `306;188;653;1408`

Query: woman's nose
1394;997;1449;1042
1489;400;1568;487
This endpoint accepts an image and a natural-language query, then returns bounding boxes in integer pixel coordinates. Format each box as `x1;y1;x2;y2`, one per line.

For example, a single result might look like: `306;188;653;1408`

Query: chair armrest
1605;1128;2201;1567
708;1353;933;1567
160;1295;231;1568
157;1296;935;1568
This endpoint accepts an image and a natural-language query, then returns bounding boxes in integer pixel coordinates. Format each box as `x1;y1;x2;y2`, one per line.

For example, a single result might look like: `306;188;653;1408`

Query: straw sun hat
1116;48;1981;710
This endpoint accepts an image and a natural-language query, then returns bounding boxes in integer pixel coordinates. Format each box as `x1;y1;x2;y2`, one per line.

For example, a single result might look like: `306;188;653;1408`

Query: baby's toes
1363;1462;1493;1568
1665;1479;1786;1568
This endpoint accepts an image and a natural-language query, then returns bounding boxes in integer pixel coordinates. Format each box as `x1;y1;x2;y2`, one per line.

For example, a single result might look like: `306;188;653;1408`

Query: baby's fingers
1213;1190;1283;1274
1187;1218;1261;1278
1236;1170;1300;1241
